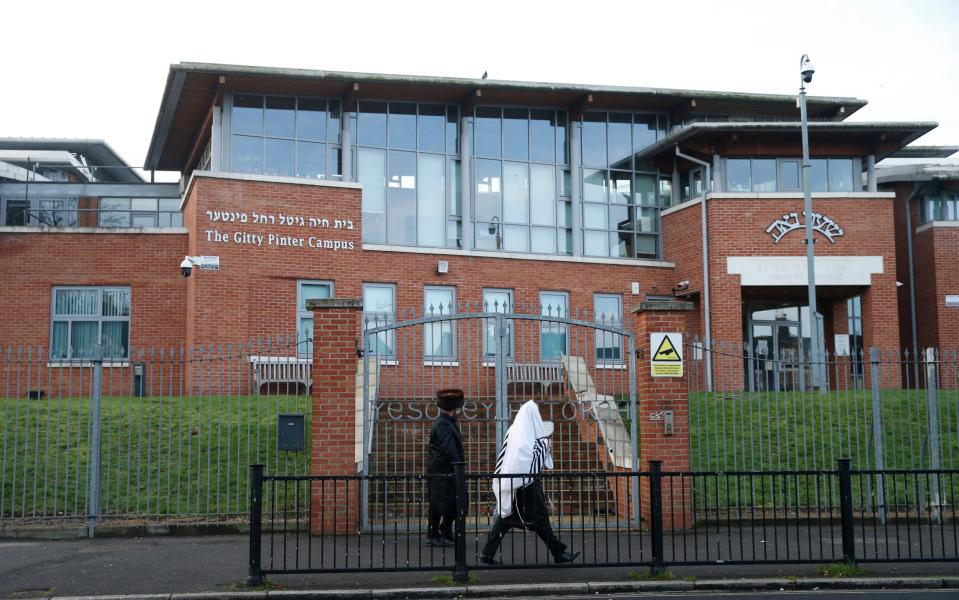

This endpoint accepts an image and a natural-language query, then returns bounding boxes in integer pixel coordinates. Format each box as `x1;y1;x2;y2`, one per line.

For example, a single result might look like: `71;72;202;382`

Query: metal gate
360;306;638;528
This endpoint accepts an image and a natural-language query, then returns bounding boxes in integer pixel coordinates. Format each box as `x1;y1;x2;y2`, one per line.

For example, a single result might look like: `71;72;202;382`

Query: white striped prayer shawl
492;400;554;518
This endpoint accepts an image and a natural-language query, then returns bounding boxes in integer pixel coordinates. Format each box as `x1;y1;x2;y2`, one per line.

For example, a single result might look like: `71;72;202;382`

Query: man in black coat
426;388;465;547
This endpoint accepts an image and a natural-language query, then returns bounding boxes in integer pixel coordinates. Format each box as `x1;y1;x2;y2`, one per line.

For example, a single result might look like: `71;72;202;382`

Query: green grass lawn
687;388;959;472
0;394;310;523
3;388;956;524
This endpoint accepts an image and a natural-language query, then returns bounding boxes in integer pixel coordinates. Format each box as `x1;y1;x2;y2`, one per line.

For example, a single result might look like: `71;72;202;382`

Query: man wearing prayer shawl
479;399;579;565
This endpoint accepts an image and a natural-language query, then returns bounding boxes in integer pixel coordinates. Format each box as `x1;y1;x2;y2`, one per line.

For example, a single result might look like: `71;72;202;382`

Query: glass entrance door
748;310;810;391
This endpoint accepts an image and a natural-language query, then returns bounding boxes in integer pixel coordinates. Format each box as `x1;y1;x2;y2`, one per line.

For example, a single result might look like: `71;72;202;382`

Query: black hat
436;388;465;411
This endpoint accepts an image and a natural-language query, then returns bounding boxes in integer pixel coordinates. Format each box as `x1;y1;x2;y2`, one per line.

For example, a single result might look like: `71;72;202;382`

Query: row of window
1;197;182;228
47;283;629;362
355;283;627;364
725;158;856;193
228;94;670;259
920;194;959;223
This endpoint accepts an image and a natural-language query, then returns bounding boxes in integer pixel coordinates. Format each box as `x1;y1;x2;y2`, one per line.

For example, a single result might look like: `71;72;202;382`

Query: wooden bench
505;362;565;390
249;356;312;392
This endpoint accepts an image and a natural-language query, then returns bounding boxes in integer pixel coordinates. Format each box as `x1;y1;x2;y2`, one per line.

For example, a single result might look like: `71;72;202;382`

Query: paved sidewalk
0;535;956;599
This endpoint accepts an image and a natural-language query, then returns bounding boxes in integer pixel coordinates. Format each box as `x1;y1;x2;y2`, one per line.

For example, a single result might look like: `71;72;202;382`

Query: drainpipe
904;181;924;362
675;146;713;391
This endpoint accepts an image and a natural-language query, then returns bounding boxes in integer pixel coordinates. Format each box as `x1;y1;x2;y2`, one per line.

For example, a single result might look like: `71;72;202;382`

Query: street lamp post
798;53;824;392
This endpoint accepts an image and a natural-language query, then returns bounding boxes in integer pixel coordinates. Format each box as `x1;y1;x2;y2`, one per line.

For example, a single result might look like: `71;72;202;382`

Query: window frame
539;290;569;363
482;288;514;359
296;279;334;357
50;286;131;360
723;157;859;193
228;93;342;180
355;101;460;248
580;111;668;260
423;286;457;361
363;283;397;359
594;293;624;365
471;106;572;256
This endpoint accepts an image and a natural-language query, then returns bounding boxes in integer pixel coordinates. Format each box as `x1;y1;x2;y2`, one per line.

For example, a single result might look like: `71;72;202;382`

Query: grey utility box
277;414;305;452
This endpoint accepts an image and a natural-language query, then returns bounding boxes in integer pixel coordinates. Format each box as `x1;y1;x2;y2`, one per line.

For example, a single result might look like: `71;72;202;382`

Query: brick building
1;63;956;393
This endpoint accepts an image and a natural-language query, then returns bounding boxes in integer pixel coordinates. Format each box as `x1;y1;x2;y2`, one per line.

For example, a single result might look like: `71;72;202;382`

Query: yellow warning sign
650;333;683;377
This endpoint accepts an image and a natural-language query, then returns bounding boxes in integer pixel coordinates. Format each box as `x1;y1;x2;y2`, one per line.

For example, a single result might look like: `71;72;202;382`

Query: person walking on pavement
425;388;465;547
479;399;579;565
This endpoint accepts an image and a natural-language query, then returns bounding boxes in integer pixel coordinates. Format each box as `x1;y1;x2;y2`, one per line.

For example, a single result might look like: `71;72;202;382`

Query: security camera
675;280;690;290
800;54;815;84
180;257;193;278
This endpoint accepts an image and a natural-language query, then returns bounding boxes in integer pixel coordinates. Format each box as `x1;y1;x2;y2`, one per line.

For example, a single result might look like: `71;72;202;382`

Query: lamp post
798;53;824;392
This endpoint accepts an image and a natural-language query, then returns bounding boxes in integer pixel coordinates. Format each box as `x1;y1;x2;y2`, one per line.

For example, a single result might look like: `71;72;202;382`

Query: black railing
246;461;959;584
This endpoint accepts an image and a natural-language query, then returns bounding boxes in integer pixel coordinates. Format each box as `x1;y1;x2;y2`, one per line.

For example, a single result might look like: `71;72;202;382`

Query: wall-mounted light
437;260;449;274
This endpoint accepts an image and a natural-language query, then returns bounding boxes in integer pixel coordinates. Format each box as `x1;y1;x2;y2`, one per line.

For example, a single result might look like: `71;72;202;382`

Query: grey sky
3;0;957;178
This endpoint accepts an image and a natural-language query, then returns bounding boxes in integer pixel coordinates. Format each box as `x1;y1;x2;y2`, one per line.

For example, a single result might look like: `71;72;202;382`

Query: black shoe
554;550;580;564
442;532;455;543
425;536;451;547
478;554;502;566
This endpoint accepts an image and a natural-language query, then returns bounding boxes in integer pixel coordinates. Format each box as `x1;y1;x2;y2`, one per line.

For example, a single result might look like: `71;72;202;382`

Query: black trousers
481;481;567;560
427;512;454;540
427;475;455;539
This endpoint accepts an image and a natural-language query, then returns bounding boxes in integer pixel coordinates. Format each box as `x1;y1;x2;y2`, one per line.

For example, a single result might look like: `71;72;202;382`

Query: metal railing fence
0;337;311;535
688;342;959;476
247;460;959;584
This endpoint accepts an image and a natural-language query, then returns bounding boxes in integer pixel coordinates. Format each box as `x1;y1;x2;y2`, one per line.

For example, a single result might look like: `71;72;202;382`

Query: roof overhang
636;121;938;170
0;138;143;183
145;62;868;172
876;163;959;184
885;145;959;159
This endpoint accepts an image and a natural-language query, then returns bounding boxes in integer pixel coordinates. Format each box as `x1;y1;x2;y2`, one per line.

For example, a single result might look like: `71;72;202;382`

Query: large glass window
473;107;570;255
98;197;183;228
51;287;130;360
483;289;513;359
356;102;460;247
581;112;667;259
724;157;857;193
921;193;959;223
230;94;341;179
540;291;568;361
594;294;623;364
424;286;456;360
296;280;332;358
363;283;396;358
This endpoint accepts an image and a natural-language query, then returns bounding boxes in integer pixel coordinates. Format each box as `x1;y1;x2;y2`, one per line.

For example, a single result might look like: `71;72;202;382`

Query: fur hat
436;388;465;411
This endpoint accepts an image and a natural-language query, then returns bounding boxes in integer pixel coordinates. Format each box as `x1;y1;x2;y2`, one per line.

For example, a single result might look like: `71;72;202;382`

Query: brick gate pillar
307;298;363;535
632;301;693;530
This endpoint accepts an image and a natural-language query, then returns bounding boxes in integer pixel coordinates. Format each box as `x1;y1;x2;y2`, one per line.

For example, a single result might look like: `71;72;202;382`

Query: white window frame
50;286;131;360
424;286;456;362
539;291;569;362
296;280;334;357
594;293;624;366
363;283;397;359
482;288;514;360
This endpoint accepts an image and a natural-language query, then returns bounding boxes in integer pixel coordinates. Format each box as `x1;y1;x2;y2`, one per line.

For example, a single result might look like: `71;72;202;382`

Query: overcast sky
3;0;957;179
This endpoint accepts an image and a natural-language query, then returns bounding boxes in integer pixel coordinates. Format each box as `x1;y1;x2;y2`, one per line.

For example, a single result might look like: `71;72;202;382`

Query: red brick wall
632;304;692;529
914;225;959;350
182;174;677;349
310;300;363;534
0;232;187;350
662;195;901;355
0;231;188;396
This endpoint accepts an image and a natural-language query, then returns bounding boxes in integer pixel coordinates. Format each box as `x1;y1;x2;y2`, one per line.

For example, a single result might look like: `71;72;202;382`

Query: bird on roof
482;71;488;80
